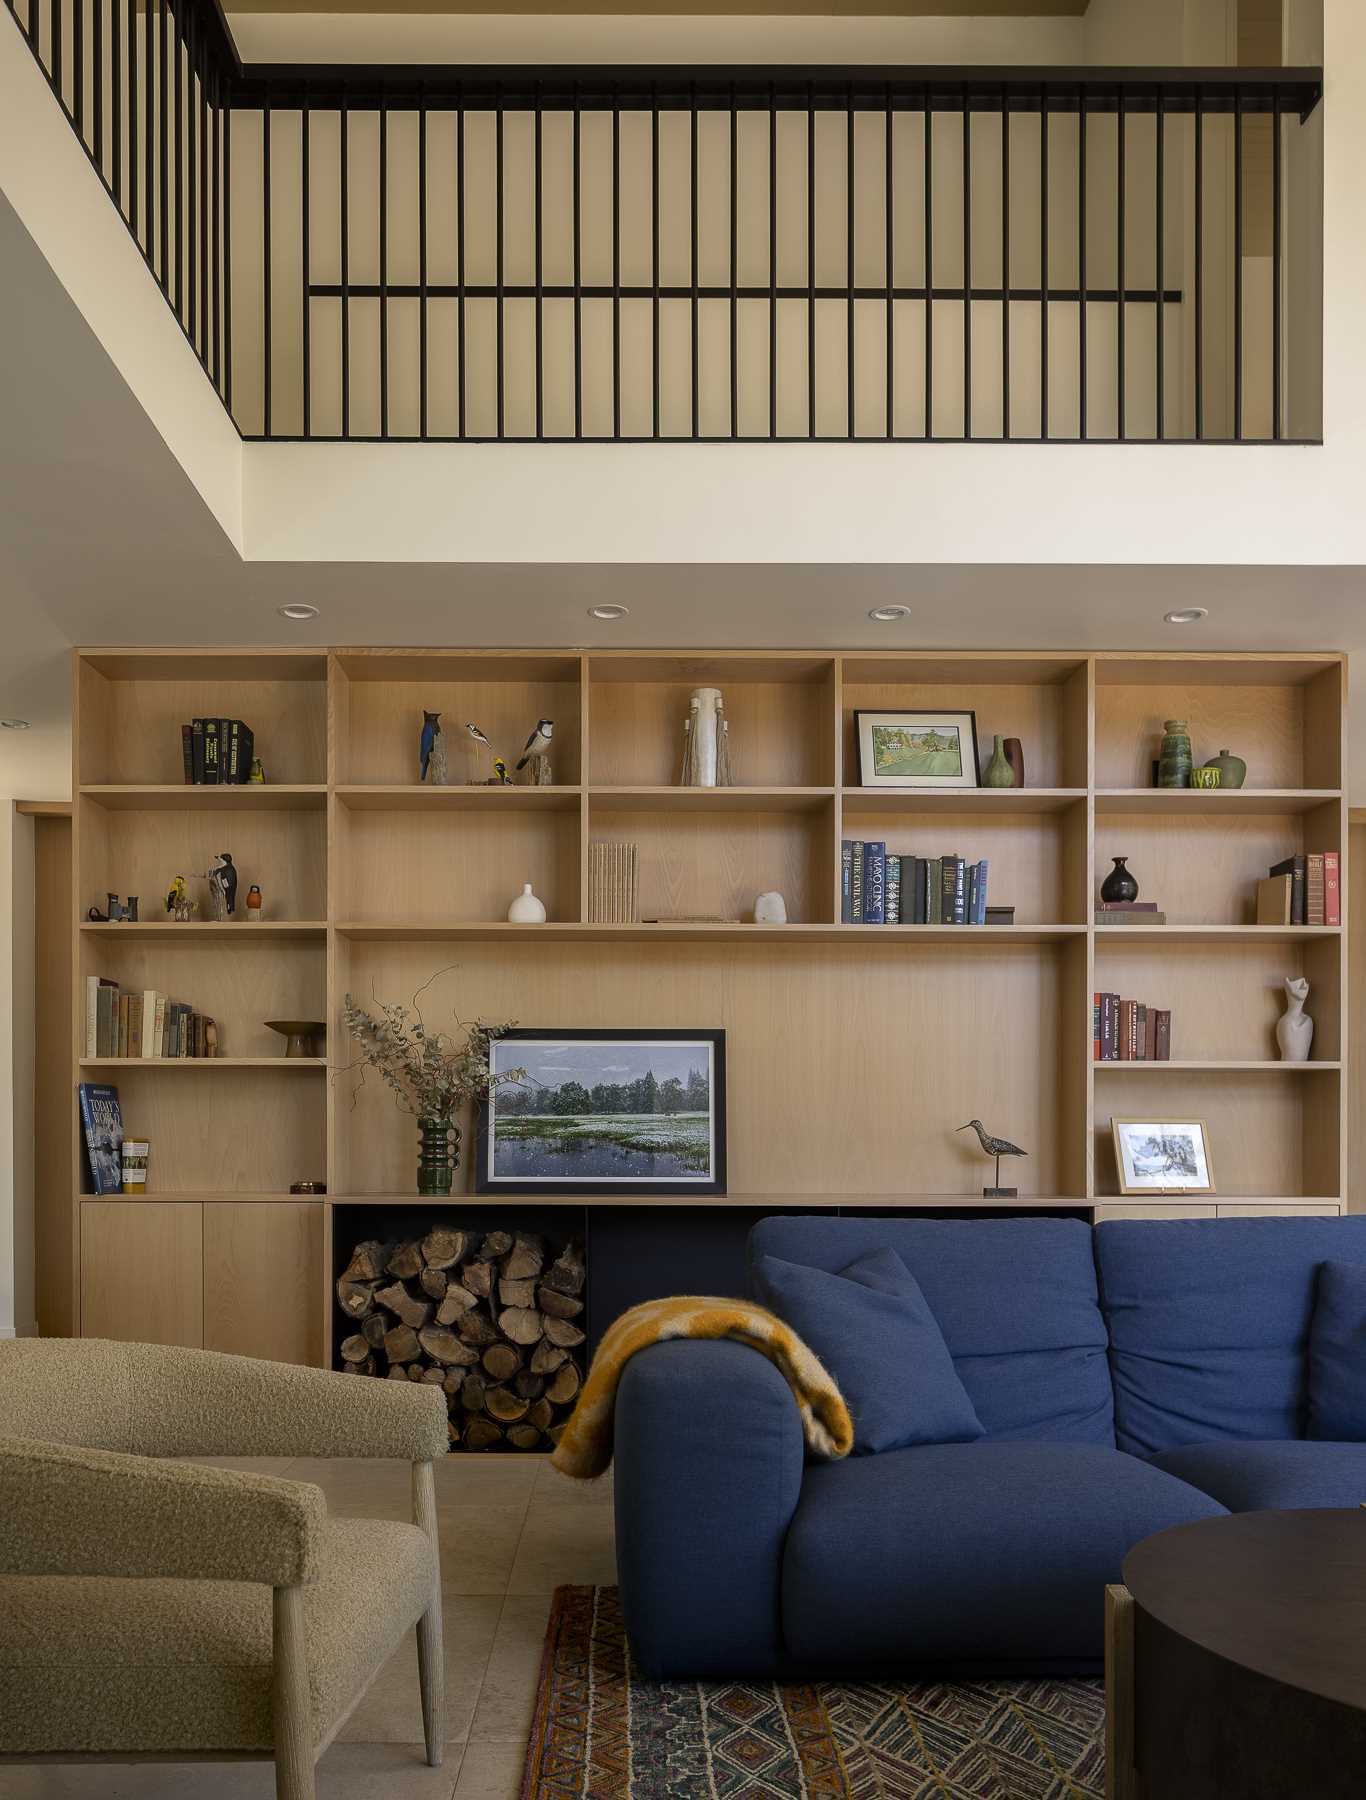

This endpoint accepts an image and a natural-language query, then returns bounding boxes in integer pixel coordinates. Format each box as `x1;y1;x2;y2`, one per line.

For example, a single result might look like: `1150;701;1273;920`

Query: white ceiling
3;173;1365;787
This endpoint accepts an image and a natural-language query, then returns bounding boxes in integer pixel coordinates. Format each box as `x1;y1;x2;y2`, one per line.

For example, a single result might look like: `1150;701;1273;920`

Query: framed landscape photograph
475;1029;727;1196
1111;1118;1216;1196
855;709;981;790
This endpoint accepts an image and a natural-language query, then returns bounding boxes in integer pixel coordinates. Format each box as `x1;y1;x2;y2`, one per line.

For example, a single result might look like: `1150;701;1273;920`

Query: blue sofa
612;1215;1366;1679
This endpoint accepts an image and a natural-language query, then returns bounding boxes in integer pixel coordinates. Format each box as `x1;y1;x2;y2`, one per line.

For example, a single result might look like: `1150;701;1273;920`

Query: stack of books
85;976;218;1058
842;842;990;925
1094;994;1173;1061
1095;901;1166;926
1258;853;1340;926
181;718;255;784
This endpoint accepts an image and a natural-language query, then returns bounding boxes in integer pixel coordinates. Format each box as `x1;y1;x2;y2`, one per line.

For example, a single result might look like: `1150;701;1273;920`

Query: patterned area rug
521;1586;1105;1799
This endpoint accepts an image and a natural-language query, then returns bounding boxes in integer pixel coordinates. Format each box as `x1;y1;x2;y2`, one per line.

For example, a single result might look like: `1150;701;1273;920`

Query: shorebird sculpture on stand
957;1119;1027;1198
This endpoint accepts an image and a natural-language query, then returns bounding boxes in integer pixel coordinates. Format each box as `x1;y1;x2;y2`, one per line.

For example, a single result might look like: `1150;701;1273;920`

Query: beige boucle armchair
0;1338;449;1800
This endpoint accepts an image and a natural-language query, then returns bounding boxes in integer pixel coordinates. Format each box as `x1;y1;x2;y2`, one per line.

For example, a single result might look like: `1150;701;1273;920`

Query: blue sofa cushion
1308;1260;1366;1440
782;1442;1226;1666
1150;1441;1366;1511
752;1248;984;1454
749;1217;1114;1444
1095;1218;1366;1457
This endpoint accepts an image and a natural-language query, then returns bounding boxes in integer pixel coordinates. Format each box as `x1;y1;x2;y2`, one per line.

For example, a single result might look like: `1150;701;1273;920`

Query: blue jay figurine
419;711;442;783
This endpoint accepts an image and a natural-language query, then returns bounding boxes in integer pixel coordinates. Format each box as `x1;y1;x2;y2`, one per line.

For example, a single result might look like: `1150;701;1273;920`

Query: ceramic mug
1191;767;1222;789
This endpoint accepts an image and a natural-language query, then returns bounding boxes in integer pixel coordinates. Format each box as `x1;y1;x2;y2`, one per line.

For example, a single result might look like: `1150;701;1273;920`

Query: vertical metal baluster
143;0;152;259
495;88;504;440
379;98;388;439
419;88;427;441
1001;84;1009;439
223;76;232;412
212;68;221;392
126;0;136;238
534;90;543;440
262;91;271;436
962;81;970;439
1039;81;1048;439
612;95;620;440
186;2;195;342
92;0;101;172
173;0;182;315
28;0;36;56
340;93;349;438
768;83;776;439
806;82;815;438
1234;85;1242;441
846;84;855;440
301;94;310;437
1273;90;1282;441
658;85;669;444
690;83;699;440
1155;89;1164;440
730;84;738;440
198;20;207;360
1078;90;1086;440
1116;88;1124;441
573;85;582;440
924;86;932;440
885;83;893;440
72;0;81;132
158;0;167;289
1194;87;1203;441
51;0;60;102
456;92;465;440
112;0;120;207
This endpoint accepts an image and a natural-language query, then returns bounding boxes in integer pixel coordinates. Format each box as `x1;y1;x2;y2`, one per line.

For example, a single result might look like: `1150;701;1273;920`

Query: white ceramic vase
754;891;788;924
507;883;547;925
1276;976;1313;1062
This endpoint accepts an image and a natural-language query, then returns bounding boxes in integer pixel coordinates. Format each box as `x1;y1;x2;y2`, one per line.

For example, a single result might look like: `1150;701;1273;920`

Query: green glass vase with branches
339;971;524;1195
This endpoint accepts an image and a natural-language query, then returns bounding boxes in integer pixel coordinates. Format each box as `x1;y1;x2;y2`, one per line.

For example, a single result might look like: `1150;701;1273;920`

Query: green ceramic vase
417;1116;460;1196
1158;719;1192;789
1202;748;1247;790
982;734;1016;788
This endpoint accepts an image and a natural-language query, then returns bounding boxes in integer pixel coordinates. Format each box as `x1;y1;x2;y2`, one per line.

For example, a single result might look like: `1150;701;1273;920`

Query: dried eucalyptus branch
336;966;524;1117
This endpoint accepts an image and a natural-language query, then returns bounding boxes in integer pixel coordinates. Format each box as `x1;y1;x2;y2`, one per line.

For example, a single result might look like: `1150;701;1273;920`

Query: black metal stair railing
5;0;1324;445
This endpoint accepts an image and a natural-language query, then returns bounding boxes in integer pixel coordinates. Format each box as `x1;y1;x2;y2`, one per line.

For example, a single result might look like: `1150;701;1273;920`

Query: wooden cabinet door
203;1203;324;1367
80;1202;203;1347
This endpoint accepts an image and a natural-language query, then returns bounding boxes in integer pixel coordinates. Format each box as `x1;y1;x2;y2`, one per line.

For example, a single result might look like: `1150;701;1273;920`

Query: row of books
841;843;995;925
1258;853;1340;926
1094;994;1173;1061
180;718;255;784
85;977;218;1058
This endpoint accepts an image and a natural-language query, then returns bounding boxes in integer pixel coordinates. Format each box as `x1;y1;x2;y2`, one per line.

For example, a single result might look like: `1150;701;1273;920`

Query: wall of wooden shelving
57;647;1349;1366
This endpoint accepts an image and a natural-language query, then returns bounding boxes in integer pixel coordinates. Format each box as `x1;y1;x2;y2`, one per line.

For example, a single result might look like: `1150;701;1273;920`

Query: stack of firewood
335;1228;585;1451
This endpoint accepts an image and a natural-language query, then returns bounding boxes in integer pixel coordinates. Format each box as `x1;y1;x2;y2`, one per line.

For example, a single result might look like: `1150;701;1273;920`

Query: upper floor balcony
3;0;1325;447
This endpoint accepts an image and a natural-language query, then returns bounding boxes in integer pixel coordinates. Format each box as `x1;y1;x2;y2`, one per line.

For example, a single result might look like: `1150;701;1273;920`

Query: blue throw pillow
1308;1260;1366;1440
753;1246;984;1455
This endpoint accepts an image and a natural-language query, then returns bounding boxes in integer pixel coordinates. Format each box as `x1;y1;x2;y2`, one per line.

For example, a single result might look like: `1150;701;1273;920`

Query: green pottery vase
982;734;1016;788
417;1116;460;1196
1158;719;1192;789
1202;748;1246;790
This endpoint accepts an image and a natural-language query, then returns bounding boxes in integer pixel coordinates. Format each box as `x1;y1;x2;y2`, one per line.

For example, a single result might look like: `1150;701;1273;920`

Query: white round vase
507;883;547;925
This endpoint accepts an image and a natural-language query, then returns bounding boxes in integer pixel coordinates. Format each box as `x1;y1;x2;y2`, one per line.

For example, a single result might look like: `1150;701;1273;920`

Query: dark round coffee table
1110;1510;1366;1799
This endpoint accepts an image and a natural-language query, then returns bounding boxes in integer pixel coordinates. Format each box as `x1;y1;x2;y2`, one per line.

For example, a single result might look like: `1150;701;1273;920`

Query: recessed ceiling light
0;717;31;729
588;604;629;621
1164;607;1208;625
869;605;912;623
278;603;320;621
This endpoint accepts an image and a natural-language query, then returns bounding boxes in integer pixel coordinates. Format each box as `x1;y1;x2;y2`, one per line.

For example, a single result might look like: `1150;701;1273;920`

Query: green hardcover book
928;858;943;925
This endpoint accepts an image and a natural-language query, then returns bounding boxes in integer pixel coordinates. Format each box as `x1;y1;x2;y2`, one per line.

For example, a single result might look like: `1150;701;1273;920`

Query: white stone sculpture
754;891;788;925
1276;975;1313;1063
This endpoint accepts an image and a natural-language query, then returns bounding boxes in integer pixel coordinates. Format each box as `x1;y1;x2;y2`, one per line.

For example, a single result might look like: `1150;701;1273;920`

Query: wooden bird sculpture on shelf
516;718;554;771
957;1119;1027;1198
419;710;442;783
164;875;188;916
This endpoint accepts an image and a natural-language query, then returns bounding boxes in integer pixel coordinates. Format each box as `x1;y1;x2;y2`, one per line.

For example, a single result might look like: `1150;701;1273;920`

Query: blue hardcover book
840;840;854;923
886;855;902;924
864;842;887;924
909;856;926;925
973;858;989;924
79;1082;123;1195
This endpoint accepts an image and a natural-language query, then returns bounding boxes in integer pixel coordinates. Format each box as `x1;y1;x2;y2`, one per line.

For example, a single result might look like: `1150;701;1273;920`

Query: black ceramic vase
1100;857;1139;904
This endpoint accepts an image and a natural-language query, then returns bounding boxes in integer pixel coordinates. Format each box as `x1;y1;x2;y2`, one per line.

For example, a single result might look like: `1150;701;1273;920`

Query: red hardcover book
1093;993;1101;1061
1118;999;1136;1061
1306;853;1326;927
1324;852;1341;927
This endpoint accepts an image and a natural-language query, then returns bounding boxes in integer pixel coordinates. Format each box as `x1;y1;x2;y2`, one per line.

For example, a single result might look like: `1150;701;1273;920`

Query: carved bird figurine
419;710;442;783
515;719;554;771
492;757;511;785
164;874;188;916
957;1119;1027;1193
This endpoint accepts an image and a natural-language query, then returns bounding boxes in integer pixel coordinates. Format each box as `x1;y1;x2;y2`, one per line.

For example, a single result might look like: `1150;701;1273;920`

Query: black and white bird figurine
515;719;554;772
464;723;491;750
957;1119;1027;1197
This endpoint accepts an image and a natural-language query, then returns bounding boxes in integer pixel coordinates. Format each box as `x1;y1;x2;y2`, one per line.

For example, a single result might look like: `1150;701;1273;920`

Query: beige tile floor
4;1454;616;1800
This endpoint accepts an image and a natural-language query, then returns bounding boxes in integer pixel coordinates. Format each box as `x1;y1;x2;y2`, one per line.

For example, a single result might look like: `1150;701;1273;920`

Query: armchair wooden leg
273;1585;317;1800
413;1459;447;1768
1105;1584;1138;1800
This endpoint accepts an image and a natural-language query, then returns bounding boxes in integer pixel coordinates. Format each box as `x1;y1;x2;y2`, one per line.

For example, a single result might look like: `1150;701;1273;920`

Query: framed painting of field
475;1029;727;1196
854;709;981;790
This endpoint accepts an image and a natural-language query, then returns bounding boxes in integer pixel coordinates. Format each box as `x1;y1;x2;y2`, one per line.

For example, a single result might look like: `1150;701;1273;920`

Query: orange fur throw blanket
550;1296;854;1480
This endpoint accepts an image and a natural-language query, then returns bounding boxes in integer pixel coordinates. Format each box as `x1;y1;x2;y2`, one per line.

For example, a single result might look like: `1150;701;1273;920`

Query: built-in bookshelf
62;648;1349;1368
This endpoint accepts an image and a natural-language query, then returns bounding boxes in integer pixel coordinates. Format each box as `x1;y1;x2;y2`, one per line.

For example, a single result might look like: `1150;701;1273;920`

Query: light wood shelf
61;646;1350;1365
